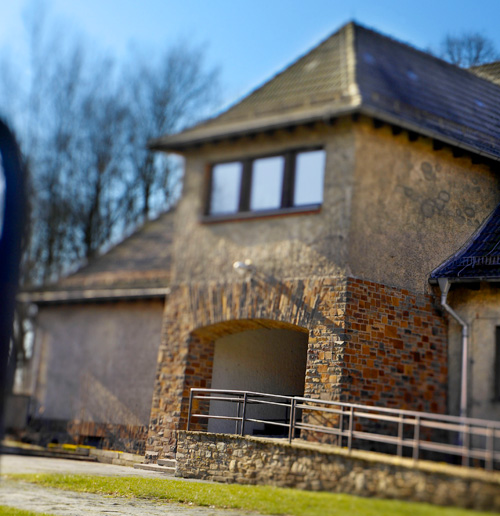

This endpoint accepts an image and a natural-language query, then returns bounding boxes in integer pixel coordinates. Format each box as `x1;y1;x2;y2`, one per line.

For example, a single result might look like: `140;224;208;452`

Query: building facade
19;23;500;457
146;23;500;458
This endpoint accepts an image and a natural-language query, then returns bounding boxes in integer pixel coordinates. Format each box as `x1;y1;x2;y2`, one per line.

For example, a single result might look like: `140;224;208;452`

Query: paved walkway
0;455;260;516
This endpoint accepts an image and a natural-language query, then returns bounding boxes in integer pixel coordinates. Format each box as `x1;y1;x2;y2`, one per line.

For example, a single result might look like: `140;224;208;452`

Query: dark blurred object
0;119;25;441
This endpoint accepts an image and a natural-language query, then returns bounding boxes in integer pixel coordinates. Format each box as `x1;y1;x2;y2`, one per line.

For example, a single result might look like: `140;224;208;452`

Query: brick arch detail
192;317;308;341
184;317;309;433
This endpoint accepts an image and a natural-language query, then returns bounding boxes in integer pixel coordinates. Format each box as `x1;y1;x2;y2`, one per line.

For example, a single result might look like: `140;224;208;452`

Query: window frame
202;147;325;222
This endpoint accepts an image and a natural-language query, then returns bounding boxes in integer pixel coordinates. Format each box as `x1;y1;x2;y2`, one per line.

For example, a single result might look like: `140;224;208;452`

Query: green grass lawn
0;507;53;516
5;473;496;516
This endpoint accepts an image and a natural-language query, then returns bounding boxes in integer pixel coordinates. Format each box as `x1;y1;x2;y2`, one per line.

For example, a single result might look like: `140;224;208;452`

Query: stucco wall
208;328;308;434
447;284;500;422
31;300;164;426
170;117;498;293
171;121;355;284
349;120;499;292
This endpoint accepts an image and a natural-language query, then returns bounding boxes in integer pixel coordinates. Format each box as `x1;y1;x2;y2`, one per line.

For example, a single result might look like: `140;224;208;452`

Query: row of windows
206;149;326;217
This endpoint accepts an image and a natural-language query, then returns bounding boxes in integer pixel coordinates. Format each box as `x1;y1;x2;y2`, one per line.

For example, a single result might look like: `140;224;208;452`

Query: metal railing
187;388;500;471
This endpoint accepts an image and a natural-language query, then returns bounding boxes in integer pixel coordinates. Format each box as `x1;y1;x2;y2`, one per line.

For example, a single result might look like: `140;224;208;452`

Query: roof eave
149;104;500;164
429;276;500;285
17;287;171;305
360;105;500;164
148;103;361;153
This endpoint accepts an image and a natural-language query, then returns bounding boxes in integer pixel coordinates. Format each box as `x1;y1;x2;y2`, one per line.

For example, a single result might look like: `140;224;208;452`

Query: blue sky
2;0;500;109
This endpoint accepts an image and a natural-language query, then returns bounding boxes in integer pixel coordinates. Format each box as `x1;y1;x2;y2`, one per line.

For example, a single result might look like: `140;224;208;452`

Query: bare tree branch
439;31;500;67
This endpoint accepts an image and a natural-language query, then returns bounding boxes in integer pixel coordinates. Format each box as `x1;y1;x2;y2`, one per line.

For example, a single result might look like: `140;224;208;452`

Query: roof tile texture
153;23;500;162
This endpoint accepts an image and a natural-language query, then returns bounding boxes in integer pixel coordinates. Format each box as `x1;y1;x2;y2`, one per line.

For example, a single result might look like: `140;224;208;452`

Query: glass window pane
250;156;284;211
294;150;325;206
210;162;242;215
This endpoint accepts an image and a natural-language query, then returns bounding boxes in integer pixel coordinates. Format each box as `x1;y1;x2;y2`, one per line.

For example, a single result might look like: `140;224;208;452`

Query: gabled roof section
150;23;361;150
470;61;500;86
430;204;500;281
151;22;500;163
355;28;500;160
20;210;174;303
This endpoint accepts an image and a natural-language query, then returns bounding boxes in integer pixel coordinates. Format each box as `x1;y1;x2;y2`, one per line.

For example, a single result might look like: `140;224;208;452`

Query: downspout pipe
437;277;469;419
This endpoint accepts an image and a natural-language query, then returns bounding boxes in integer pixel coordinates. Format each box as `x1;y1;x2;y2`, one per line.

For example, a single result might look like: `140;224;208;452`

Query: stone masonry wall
147;275;448;459
176;431;500;512
147;276;342;458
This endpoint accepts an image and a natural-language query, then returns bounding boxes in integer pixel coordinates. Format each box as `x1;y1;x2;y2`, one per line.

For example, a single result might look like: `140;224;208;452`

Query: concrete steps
133;458;176;475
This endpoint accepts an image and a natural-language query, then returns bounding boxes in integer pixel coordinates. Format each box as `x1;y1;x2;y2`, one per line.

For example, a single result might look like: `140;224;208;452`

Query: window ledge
200;204;322;224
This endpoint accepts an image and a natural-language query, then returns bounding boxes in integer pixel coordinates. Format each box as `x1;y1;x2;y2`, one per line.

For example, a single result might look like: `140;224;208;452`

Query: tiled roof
430;204;500;280
470;61;500;86
23;210;174;296
150;22;500;162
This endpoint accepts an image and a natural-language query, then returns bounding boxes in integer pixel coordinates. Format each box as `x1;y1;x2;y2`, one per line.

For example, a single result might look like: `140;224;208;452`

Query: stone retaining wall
89;448;144;467
176;431;500;512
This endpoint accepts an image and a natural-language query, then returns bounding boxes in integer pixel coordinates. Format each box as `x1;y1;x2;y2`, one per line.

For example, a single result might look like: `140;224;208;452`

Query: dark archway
185;319;308;436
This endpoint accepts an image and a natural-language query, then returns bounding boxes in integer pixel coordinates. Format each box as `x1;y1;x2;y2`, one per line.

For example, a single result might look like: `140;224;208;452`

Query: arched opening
206;325;308;436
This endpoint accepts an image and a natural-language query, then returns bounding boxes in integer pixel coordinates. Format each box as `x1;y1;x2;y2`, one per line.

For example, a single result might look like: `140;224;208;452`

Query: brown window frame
202;147;325;222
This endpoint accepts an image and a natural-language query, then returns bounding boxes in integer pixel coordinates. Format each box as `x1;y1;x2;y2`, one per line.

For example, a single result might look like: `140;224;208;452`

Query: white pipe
438;278;469;418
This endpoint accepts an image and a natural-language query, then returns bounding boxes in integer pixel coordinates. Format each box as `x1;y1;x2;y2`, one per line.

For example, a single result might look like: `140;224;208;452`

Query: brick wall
343;278;447;413
181;334;214;431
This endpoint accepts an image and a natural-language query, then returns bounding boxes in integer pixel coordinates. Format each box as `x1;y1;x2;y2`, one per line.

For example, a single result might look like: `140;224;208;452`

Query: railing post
397;414;403;457
462;424;470;468
240;392;248;436
288;398;296;443
413;416;420;462
339;405;344;448
347;406;354;451
486;425;494;471
187;389;193;431
235;396;241;434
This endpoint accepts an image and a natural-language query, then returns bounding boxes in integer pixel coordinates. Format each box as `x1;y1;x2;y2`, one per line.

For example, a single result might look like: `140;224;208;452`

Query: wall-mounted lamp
232;258;256;276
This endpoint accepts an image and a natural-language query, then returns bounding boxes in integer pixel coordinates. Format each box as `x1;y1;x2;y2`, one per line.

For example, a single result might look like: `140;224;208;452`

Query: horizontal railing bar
191;387;294;400
295;422;344;436
352;430;405;445
192;396;243;403
352;411;418;425
190;413;241;421
295;404;346;416
245;418;291;428
243;399;292;409
193;395;292;410
418;418;471;433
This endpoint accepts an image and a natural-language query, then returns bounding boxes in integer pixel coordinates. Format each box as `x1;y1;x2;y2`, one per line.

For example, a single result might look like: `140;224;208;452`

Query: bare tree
0;5;220;284
439;32;500;68
0;3;220;392
124;43;219;220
